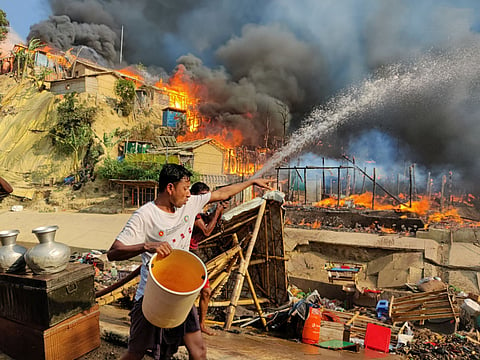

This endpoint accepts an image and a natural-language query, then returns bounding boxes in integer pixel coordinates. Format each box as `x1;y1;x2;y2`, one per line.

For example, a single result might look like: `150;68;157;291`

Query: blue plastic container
376;300;389;320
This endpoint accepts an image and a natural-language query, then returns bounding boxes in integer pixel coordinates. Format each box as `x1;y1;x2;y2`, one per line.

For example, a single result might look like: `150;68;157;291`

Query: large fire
310;191;480;229
313;192;430;216
153;66;261;176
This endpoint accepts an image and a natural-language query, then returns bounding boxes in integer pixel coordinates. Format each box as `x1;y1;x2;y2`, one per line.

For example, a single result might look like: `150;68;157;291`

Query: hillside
0;74;162;201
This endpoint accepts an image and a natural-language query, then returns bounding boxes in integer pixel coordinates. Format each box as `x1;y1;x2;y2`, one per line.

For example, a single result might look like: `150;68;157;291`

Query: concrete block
367;254;394;276
416;228;450;243
447;271;479;293
392;252;423;270
452;228;479;243
408;267;424;284
377;269;409;288
423;263;438;278
367;252;423;276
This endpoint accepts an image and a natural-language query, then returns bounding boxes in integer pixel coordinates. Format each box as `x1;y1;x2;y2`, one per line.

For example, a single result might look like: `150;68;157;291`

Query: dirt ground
0;178;126;214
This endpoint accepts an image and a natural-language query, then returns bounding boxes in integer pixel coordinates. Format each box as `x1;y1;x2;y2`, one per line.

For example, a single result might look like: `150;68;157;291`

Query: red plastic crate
364;323;391;353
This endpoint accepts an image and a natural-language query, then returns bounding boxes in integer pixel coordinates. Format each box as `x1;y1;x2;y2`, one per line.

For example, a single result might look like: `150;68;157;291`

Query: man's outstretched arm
209;178;272;203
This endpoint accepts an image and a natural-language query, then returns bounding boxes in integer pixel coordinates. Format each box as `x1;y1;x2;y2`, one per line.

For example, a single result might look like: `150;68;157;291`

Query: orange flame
427;209;463;224
157;66;261;176
313;191;430;216
118;66;144;87
155;65;204;132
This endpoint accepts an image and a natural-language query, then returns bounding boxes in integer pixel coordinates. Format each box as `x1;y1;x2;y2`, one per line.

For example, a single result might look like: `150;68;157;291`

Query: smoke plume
25;0;480;193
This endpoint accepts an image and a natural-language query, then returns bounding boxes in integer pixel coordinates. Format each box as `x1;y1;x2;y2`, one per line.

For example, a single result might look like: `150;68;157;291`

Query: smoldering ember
3;1;480;359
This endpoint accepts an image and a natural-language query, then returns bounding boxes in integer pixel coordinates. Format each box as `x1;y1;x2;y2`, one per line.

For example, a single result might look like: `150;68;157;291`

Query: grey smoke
25;0;480;193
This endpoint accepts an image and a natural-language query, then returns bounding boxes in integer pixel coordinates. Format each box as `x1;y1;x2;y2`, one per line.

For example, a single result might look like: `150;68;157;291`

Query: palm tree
22;38;42;79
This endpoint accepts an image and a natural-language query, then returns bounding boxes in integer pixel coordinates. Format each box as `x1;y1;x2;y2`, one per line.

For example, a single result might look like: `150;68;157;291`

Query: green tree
23;38;42;79
114;78;136;116
14;38;43;79
34;67;53;91
49;93;97;172
0;9;9;43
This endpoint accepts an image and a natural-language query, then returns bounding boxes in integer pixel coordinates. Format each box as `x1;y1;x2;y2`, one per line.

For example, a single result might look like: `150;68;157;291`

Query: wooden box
319;321;348;342
0;305;100;360
0;263;95;329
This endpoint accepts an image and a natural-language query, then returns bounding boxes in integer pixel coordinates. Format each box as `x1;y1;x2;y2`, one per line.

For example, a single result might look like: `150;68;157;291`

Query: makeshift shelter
109;179;158;211
196;191;288;329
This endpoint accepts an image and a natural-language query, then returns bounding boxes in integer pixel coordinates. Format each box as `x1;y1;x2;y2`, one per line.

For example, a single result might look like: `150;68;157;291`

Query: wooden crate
390;288;459;326
0;305;100;360
319;321;347;342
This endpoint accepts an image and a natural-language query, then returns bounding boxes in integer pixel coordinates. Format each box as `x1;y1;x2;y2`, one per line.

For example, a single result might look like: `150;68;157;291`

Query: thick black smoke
26;0;480;193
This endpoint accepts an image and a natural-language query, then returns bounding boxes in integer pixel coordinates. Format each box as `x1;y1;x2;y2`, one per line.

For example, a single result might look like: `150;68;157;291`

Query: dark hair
190;182;210;195
158;164;192;192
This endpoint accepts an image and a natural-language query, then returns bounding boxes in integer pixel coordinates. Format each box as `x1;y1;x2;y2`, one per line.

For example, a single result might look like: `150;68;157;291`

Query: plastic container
462;298;480;317
142;249;207;328
302;306;322;344
376;299;389;319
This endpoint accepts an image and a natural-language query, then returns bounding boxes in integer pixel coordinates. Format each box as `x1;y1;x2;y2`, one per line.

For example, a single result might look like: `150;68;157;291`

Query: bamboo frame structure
224;200;266;329
197;194;288;329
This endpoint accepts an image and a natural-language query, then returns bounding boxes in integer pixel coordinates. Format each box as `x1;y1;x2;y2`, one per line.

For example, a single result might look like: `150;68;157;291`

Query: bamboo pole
232;233;268;329
208;298;269;307
224;200;267;330
211;254;239;299
264;213;269;297
198;215;258;245
206;245;241;273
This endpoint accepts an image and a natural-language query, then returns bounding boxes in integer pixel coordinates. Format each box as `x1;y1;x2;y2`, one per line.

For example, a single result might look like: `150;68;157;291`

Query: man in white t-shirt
107;164;272;360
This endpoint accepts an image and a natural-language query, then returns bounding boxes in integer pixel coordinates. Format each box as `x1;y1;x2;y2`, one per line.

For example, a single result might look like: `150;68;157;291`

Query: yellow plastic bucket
142;249;207;328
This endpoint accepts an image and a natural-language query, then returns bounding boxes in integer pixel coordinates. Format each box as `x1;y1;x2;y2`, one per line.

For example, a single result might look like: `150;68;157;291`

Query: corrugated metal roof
175;138;213;149
173;138;227;151
157;136;177;147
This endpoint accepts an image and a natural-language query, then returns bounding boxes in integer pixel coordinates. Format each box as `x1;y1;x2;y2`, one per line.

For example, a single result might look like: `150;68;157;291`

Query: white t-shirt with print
116;193;211;300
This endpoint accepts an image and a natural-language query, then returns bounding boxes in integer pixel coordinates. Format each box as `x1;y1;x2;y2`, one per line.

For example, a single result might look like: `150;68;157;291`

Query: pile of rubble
69;250;480;358
397;329;480;359
251;277;480;358
70;250;141;305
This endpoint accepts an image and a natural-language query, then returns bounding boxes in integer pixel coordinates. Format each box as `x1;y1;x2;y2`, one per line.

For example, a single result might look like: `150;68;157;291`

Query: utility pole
120;25;124;64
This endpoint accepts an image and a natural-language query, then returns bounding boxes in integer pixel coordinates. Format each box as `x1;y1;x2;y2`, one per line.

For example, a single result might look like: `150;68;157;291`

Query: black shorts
128;296;200;359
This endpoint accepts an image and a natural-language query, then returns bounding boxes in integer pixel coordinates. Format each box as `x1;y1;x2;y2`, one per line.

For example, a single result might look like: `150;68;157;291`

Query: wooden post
232;233;268;330
409;165;413;208
337;167;341;208
276;168;279;192
224;200;267;330
352;156;356;195
372;168;376;210
122;184;125;213
322;157;325;199
304;167;307;205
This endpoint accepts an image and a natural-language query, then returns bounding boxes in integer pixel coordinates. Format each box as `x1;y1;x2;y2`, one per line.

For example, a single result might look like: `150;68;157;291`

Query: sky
0;0;50;41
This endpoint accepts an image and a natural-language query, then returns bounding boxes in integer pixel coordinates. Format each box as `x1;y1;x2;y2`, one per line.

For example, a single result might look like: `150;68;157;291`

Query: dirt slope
0;75;158;199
